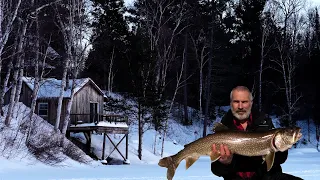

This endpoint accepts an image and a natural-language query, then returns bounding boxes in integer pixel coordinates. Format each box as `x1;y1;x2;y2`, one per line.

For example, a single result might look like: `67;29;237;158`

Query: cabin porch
66;114;129;165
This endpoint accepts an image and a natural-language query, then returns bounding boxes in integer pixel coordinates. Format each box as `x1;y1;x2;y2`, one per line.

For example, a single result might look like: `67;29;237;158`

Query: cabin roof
22;76;104;98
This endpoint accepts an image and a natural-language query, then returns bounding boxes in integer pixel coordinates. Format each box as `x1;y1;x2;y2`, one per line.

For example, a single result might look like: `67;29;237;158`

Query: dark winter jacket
211;108;288;180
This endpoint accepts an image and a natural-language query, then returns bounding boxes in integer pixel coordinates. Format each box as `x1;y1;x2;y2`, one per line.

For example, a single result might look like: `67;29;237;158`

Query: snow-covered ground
0;99;319;180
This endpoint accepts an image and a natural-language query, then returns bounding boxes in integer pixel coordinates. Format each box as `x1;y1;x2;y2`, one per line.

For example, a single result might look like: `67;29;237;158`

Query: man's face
230;90;252;120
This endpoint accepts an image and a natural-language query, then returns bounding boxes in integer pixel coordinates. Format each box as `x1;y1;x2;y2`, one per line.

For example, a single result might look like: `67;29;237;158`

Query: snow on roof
22;76;103;98
46;46;61;59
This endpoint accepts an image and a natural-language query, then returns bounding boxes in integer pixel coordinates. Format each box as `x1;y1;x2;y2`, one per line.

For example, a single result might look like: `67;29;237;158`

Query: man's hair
230;86;253;102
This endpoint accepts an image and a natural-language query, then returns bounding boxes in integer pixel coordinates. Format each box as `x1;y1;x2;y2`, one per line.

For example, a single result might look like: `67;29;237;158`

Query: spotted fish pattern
158;123;302;180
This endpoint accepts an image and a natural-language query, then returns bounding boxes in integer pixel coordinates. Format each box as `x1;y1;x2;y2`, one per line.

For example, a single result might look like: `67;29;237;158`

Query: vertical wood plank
102;133;106;160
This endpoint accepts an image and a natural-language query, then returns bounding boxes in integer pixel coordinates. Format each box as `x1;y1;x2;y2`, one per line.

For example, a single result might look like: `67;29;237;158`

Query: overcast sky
312;0;320;5
124;0;134;7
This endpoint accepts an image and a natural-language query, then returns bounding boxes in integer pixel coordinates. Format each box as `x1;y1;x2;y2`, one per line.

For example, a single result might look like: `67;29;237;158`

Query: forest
0;0;319;155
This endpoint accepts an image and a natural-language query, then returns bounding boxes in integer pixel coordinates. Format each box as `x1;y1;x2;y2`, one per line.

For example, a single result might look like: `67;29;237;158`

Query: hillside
0;92;318;170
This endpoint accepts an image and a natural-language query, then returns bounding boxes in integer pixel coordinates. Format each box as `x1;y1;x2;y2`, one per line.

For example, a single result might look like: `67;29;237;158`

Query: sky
0;95;320;180
312;0;320;5
124;0;135;7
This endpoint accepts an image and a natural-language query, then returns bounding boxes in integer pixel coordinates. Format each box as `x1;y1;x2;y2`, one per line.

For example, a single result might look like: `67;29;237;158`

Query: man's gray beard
231;108;251;120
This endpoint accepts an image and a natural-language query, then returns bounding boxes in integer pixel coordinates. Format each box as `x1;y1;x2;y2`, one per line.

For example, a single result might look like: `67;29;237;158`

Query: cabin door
90;102;99;124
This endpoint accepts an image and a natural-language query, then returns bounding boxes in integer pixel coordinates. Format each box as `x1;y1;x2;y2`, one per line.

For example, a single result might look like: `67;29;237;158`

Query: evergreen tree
86;0;130;92
233;0;267;88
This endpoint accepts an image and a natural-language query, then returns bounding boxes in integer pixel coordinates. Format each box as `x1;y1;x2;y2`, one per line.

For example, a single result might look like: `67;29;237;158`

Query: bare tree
0;0;22;115
5;18;28;126
1;0;22;125
190;30;209;126
269;0;305;126
160;56;189;157
26;19;53;142
140;0;188;97
0;0;21;55
135;0;188;158
4;0;63;126
107;47;115;95
53;0;75;133
56;0;91;147
257;11;275;112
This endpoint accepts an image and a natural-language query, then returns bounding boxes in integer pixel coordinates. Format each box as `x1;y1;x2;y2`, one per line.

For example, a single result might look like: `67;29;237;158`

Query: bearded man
210;86;302;180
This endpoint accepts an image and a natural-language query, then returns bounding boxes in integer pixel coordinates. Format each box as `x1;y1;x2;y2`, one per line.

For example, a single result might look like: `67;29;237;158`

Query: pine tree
86;0;130;92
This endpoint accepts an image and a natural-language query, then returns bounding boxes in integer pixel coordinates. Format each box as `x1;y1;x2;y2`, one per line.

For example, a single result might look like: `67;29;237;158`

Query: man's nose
238;102;243;109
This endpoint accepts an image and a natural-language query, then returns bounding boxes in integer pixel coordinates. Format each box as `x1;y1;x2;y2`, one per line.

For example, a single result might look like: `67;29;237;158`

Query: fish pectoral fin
210;151;220;162
265;152;275;171
185;155;200;169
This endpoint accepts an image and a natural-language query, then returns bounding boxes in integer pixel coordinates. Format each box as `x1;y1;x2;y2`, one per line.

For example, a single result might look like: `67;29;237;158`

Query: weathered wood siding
5;79;104;130
20;82;33;107
4;82;33;107
71;82;104;123
35;99;68;129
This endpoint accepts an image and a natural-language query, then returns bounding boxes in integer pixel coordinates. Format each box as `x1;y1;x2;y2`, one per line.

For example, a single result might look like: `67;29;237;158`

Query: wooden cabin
5;76;105;130
5;77;130;163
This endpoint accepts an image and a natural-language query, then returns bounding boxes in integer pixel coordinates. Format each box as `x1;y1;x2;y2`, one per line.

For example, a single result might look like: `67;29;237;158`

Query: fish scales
158;123;302;180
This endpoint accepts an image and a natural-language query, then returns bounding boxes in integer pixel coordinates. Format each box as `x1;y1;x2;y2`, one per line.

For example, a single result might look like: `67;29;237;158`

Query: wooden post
102;133;106;160
126;133;128;160
84;131;91;153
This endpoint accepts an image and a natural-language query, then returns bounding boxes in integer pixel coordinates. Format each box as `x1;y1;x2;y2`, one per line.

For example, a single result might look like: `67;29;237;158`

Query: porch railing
69;114;128;126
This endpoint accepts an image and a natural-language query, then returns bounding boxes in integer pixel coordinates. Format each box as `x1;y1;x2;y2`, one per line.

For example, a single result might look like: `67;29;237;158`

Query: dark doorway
90;102;99;124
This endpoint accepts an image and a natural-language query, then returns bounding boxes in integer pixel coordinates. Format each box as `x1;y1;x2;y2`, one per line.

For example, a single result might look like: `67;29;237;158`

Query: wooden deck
66;114;129;164
68;124;128;134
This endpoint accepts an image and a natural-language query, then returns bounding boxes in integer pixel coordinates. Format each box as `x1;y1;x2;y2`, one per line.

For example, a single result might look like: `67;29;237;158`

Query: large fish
158;123;302;180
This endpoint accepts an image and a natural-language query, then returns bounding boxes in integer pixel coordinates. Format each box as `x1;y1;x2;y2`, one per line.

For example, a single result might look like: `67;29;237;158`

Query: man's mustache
236;110;246;113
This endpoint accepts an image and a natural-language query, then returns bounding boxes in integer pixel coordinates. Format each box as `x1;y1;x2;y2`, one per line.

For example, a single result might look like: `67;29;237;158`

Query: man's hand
212;144;233;165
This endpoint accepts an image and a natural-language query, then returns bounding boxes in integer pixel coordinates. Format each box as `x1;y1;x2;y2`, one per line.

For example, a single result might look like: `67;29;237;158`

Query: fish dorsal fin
184;143;190;148
212;122;229;132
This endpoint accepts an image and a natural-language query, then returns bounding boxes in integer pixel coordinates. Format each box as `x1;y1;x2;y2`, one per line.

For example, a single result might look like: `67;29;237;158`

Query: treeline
0;0;319;158
85;0;320;157
86;0;318;128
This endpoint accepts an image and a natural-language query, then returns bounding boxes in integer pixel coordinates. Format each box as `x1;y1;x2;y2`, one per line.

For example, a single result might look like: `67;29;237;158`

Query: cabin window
38;103;48;116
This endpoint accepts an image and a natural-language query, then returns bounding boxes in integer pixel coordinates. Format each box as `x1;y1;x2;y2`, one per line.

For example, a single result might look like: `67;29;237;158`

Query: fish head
273;127;302;152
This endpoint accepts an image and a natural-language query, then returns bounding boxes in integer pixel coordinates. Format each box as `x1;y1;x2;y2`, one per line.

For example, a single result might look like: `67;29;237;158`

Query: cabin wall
4;82;33;107
5;80;104;129
71;83;104;124
35;99;68;130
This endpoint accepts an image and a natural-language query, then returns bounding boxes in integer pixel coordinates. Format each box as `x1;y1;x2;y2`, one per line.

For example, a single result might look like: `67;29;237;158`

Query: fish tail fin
158;155;178;180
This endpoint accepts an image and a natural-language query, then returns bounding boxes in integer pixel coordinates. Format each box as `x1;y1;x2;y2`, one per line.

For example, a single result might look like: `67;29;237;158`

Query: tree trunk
54;57;69;132
0;0;22;54
108;47;115;95
61;74;77;147
5;21;28;126
203;11;214;137
0;62;12;115
160;58;185;157
5;68;19;126
14;58;25;103
13;20;29;103
183;33;188;125
153;132;157;154
259;24;267;112
138;101;142;160
308;116;310;142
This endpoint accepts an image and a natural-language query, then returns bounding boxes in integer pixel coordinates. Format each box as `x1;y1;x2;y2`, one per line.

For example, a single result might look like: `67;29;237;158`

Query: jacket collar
222;108;265;131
